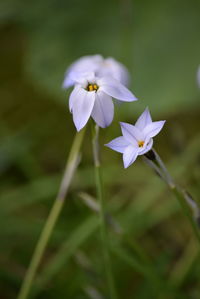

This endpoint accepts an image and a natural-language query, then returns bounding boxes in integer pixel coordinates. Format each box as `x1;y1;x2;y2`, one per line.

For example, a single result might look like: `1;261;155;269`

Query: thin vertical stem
170;186;200;243
17;127;86;299
92;124;117;299
145;148;200;244
152;149;175;188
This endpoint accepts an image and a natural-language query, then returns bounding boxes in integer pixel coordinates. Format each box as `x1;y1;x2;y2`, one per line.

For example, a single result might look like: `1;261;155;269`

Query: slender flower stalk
17;127;86;299
197;65;200;88
92;124;117;299
106;108;200;243
144;148;200;243
151;149;175;187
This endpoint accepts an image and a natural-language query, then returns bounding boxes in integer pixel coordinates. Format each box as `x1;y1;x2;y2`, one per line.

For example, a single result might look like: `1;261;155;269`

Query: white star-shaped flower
106;108;166;168
69;72;137;131
63;54;130;88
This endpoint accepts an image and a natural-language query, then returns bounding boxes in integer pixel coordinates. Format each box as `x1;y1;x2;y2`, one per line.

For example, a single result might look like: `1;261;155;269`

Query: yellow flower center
87;83;99;92
138;140;144;148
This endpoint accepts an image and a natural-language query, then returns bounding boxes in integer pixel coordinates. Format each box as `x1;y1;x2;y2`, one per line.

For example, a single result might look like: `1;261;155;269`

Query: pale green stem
170;186;200;243
152;149;175;188
17;127;86;299
145;148;200;244
92;124;117;299
143;155;168;183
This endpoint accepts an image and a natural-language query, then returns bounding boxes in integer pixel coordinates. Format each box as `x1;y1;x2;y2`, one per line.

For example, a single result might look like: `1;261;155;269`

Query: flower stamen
138;140;144;148
87;83;99;92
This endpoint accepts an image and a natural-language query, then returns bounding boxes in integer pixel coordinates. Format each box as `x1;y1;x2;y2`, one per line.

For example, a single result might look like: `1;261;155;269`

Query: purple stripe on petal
135;107;152;130
120;122;143;145
123;146;138;168
143;121;166;139
105;136;130;153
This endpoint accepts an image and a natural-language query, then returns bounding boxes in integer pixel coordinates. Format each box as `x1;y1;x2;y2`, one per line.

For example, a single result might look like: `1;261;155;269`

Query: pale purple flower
106;108;166;168
63;55;102;88
97;57;129;86
69;72;137;131
63;55;130;88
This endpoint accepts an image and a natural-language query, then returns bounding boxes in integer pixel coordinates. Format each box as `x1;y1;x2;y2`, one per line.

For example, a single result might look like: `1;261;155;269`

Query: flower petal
120;122;143;145
72;88;96;131
143;121;166;138
138;138;153;155
97;57;130;86
98;77;137;102
63;55;103;88
91;91;114;128
105;136;130;153
62;76;74;88
135;107;152;130
73;71;95;87
69;85;82;112
123;145;138;168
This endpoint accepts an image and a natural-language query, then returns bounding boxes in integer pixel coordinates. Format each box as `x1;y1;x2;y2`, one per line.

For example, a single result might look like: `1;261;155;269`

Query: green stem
92;124;117;299
145;149;200;244
17;127;86;299
170;186;200;243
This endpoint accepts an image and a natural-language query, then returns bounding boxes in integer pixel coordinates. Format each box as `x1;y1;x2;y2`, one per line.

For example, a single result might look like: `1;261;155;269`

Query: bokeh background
1;0;200;298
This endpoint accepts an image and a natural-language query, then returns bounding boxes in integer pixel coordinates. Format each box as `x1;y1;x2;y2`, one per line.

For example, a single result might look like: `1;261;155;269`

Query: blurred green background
0;0;200;298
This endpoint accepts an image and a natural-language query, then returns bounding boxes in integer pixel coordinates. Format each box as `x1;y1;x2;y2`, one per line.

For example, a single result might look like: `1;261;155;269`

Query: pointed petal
143;121;166;138
72;89;96;131
91;91;114;128
105;136;130;153
120;122;142;144
123;146;138;168
98;77;137;102
138;138;153;155
135;107;152;130
69;85;82;112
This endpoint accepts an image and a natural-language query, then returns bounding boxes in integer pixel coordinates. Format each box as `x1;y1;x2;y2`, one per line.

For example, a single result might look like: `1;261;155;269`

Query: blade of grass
17;127;86;299
111;243;171;295
32;215;99;297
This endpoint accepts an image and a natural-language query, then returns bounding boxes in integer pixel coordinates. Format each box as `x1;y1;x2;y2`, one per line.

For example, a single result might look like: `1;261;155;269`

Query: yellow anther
138;140;144;148
87;83;99;92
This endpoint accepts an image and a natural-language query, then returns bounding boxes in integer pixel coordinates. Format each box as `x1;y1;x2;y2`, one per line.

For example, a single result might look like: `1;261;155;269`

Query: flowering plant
63;55;137;131
106;108;165;168
63;54;130;88
18;54;200;299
